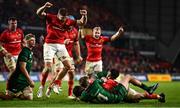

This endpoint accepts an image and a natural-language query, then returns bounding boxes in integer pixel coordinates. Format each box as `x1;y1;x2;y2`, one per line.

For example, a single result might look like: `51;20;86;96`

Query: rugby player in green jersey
73;69;164;103
0;33;36;100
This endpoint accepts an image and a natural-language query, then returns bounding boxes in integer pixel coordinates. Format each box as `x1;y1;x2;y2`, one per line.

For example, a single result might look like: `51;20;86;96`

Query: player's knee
68;69;75;79
23;93;33;100
125;74;131;79
26;94;33;100
44;62;53;72
22;87;33;100
64;63;74;71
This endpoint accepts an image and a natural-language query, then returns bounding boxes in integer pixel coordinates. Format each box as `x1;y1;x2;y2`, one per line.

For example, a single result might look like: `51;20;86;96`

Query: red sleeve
46;13;53;23
67;18;77;27
102;36;110;43
18;28;24;41
85;35;91;42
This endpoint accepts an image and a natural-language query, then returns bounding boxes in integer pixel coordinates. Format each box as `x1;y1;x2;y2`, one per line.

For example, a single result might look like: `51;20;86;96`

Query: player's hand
44;2;53;8
101;77;107;82
29;80;35;88
5;52;12;59
118;26;124;33
80;10;87;16
64;39;73;45
75;56;83;64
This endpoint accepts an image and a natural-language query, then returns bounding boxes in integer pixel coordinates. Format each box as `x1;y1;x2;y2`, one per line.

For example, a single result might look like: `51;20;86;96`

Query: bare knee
43;62;53;73
68;68;75;80
125;74;131;78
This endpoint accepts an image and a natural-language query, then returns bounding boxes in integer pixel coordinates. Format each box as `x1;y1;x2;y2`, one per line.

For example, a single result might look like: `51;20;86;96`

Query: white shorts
85;60;103;75
127;88;139;98
4;55;18;77
52;56;74;72
43;43;70;63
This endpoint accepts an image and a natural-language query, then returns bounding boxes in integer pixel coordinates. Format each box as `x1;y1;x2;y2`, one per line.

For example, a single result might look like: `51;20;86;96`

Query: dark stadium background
0;0;180;81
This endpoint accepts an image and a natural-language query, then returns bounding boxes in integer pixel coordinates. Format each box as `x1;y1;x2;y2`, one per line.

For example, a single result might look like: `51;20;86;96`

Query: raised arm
110;26;124;41
78;26;85;39
36;2;53;18
77;10;87;26
74;41;83;64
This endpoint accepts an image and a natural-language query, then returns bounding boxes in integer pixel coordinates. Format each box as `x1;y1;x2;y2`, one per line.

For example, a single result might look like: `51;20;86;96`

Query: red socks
68;80;74;96
41;72;49;87
144;93;158;99
54;80;62;87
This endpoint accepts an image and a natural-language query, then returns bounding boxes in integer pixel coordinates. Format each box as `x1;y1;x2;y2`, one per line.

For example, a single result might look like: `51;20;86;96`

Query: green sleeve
96;71;108;79
80;91;91;102
18;49;29;62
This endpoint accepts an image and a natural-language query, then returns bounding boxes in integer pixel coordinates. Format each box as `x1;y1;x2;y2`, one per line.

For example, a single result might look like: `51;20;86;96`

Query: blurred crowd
0;0;122;30
0;42;176;74
102;46;176;74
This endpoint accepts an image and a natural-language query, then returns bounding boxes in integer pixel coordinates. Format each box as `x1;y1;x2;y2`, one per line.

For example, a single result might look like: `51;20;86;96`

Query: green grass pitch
0;81;180;107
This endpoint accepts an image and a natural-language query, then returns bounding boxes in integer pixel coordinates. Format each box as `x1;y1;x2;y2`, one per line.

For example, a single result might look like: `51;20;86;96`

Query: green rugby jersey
8;47;33;93
80;79;127;103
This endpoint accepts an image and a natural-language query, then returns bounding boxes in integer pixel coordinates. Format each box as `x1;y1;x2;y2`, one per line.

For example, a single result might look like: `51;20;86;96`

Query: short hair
8;17;17;21
73;86;85;97
25;33;35;41
79;76;89;88
110;69;119;79
58;8;68;16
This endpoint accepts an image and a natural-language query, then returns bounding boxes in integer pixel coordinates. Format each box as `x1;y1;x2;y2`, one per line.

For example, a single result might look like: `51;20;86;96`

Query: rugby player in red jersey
0;17;24;92
80;26;124;78
46;23;83;99
36;2;87;98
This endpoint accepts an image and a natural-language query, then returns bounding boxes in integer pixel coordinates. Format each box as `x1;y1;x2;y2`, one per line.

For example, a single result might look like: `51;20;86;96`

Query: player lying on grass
94;69;165;103
0;34;36;100
73;69;165;103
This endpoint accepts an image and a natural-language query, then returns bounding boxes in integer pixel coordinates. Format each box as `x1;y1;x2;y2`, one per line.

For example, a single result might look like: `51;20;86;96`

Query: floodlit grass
0;81;180;107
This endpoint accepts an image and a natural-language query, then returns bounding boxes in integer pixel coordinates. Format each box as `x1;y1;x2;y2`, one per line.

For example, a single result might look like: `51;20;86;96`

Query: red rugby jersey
0;28;24;56
45;13;76;44
66;27;78;57
85;35;110;61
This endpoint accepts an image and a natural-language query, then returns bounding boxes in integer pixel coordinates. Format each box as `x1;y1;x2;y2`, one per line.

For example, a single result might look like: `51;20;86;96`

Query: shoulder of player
46;13;56;19
22;47;31;53
1;29;9;34
16;28;24;33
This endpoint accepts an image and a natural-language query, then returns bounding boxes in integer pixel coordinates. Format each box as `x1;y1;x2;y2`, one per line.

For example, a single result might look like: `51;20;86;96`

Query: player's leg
3;56;17;76
3;56;17;95
54;44;75;97
143;92;165;103
119;74;158;94
37;43;55;98
45;58;64;97
0;91;14;100
124;88;144;103
19;86;33;100
52;59;64;93
67;58;75;98
85;60;102;79
85;61;94;78
94;60;103;74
